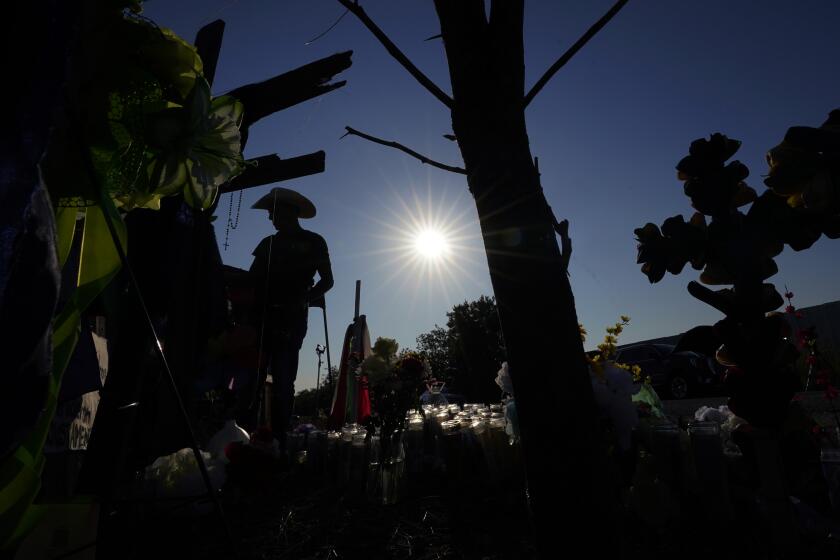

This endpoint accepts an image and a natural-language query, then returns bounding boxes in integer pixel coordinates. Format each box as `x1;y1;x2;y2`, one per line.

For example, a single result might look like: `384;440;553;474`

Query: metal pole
316;345;323;392
315;344;324;414
322;306;333;381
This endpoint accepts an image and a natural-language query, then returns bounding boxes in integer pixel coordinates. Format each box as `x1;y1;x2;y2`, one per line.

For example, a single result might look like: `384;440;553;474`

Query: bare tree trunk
434;0;612;551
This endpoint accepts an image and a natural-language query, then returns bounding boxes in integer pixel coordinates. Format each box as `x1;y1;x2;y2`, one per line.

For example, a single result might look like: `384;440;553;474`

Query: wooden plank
194;19;226;87
229;51;352;129
221;152;326;193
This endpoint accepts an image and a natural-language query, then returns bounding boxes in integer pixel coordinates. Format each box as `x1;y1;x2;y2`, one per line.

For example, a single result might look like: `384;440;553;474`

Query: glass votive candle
440;419;460;433
341;424;358;442
650;423;681;486
821;448;840;512
488;417;505;429
687;421;720;438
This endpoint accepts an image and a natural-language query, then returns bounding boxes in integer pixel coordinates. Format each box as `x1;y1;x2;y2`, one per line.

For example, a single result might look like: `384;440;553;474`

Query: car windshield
654;344;675;355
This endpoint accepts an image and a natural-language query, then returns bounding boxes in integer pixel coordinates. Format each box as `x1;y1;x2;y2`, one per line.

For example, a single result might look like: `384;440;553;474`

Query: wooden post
354;280;361;320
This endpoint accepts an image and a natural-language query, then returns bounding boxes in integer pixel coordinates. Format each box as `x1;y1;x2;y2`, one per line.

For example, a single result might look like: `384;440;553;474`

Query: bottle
207;419;250;462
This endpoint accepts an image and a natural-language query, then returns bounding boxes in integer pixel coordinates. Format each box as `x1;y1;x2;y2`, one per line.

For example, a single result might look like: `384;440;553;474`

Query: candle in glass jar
352;432;367;447
341;426;356;442
488;417;505;429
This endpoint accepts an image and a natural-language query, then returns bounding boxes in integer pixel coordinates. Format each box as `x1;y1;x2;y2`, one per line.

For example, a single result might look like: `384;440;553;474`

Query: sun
414;229;449;259
350;186;486;308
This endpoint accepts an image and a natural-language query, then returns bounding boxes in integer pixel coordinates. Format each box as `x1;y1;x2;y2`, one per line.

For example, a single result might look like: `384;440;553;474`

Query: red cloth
357;374;371;423
327;324;353;430
327;315;372;429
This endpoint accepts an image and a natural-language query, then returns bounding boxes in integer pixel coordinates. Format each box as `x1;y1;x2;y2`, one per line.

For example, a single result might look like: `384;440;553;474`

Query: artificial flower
145;78;245;209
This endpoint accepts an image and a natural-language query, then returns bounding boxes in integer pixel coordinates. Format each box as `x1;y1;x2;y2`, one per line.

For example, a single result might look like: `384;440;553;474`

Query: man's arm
309;236;334;303
309;259;334;304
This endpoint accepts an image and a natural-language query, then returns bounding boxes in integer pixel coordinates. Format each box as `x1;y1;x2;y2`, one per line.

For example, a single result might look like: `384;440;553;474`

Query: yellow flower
787;193;804;208
620;315;630;323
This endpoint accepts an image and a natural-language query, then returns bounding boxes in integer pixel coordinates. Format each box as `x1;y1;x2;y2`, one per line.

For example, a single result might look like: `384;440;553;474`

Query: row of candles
286;402;520;504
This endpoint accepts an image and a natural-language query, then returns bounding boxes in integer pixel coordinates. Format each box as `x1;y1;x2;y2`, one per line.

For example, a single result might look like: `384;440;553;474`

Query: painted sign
45;332;108;452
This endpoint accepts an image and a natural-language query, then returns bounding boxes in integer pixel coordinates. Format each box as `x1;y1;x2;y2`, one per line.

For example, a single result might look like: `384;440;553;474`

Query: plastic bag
145;448;225;499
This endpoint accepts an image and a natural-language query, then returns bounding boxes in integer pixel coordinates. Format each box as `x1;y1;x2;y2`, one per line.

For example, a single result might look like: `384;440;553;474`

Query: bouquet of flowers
582;317;663;451
364;351;430;438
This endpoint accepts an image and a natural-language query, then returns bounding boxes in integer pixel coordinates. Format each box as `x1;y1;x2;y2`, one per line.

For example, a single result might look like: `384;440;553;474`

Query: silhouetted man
248;187;333;446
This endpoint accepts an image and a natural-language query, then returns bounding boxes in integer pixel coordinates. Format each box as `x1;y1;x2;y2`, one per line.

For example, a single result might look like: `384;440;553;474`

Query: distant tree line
294;366;338;420
415;295;507;404
296;296;508;416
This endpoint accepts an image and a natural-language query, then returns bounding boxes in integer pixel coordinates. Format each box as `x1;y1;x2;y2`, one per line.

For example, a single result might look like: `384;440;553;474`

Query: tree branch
523;0;629;107
337;0;454;108
342;126;466;175
554;218;572;275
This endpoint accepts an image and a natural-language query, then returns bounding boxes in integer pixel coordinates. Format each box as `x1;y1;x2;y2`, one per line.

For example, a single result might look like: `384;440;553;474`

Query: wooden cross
193;19;353;202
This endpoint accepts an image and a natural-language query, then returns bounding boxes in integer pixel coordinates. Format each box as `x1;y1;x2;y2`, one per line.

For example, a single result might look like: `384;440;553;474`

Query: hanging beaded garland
223;188;243;250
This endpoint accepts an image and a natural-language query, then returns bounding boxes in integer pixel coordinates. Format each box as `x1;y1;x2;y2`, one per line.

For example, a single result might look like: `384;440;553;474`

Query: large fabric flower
676;133;753;216
634;214;706;283
145;79;245;210
765;109;840;215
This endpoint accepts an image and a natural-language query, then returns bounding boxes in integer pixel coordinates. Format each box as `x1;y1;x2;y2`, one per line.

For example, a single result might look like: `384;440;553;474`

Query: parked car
614;343;721;399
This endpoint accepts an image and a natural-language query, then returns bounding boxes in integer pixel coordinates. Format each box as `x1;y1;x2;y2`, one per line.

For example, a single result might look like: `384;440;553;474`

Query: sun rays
350;185;487;311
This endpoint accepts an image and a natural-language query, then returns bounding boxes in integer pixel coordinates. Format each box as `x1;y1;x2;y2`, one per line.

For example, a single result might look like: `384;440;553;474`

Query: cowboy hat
251;187;316;219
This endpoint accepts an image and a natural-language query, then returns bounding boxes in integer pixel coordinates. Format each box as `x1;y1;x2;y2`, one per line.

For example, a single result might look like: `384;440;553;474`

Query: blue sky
145;0;840;390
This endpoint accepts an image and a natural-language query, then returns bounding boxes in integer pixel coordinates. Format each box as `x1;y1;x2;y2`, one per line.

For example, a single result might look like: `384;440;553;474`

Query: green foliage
366;352;429;436
415;326;450;378
372;337;399;364
294;385;334;420
361;355;390;386
295;366;339;421
415;296;506;402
